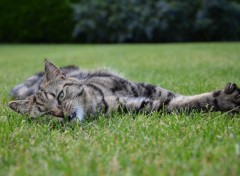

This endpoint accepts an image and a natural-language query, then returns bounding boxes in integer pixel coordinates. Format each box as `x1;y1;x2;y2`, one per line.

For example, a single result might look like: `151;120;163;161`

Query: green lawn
0;43;240;176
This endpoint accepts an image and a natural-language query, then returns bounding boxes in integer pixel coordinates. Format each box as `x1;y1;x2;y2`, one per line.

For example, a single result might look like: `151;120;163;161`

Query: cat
9;60;240;122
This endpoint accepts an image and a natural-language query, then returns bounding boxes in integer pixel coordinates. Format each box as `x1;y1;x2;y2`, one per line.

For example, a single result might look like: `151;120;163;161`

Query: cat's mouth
68;112;76;121
68;107;84;122
51;105;84;122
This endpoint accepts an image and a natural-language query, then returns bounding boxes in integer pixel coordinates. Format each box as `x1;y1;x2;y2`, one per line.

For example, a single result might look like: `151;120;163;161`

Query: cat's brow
38;88;56;98
49;92;56;98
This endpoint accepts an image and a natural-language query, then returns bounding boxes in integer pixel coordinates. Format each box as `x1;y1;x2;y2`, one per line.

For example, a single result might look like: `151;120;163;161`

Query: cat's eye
57;90;64;102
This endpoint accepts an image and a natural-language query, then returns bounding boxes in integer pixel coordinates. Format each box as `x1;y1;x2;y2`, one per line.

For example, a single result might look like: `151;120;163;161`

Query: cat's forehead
36;88;57;99
41;78;64;90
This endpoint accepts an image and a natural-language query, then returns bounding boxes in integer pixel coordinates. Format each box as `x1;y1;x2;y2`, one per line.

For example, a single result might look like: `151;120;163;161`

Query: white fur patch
76;106;84;122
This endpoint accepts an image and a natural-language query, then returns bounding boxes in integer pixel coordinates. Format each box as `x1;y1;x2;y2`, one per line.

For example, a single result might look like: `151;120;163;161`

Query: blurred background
0;0;240;43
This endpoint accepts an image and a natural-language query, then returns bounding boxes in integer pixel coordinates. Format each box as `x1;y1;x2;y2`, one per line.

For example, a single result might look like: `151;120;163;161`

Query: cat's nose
51;106;64;117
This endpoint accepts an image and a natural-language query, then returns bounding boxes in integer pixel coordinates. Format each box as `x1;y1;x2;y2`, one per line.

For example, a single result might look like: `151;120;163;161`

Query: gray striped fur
9;61;240;122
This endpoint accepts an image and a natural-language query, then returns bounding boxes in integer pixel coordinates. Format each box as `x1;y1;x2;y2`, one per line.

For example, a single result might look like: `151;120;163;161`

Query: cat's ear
44;59;66;81
8;100;30;114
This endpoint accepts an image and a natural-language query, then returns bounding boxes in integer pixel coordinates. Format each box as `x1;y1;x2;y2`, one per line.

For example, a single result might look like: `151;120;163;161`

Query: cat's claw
224;83;237;94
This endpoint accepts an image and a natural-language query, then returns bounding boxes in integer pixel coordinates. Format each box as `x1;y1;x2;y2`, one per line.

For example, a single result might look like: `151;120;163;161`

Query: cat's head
9;60;85;121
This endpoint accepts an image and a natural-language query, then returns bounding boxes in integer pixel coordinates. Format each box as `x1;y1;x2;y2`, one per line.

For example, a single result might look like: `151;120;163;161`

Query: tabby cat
9;60;240;122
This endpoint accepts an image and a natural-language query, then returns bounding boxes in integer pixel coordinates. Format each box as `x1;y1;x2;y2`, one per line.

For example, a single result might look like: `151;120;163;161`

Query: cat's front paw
220;83;240;113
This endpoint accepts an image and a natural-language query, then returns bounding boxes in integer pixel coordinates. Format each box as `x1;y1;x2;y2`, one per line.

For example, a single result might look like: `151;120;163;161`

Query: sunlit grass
0;43;240;176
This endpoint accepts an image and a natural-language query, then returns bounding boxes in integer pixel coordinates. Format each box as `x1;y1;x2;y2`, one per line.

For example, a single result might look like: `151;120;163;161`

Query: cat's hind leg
9;65;80;100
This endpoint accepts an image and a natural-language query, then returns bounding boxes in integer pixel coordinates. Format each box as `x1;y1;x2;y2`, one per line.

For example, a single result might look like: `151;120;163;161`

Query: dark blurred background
0;0;240;43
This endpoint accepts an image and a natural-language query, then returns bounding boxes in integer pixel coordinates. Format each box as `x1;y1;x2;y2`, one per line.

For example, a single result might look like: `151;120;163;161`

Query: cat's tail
9;65;80;100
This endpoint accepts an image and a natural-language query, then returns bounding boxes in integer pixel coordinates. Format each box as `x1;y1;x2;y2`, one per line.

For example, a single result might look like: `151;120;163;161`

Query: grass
0;43;240;176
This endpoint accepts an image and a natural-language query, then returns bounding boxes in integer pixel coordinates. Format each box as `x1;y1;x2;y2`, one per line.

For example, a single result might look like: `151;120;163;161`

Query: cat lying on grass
9;60;240;122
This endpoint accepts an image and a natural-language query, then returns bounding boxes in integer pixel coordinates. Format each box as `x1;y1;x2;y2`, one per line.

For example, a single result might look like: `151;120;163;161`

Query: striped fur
9;61;240;122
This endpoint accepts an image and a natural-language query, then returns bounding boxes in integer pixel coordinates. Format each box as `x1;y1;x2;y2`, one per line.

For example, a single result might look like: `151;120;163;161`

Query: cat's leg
167;83;240;113
116;97;163;113
9;65;80;100
110;83;240;114
9;76;44;100
105;96;171;115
